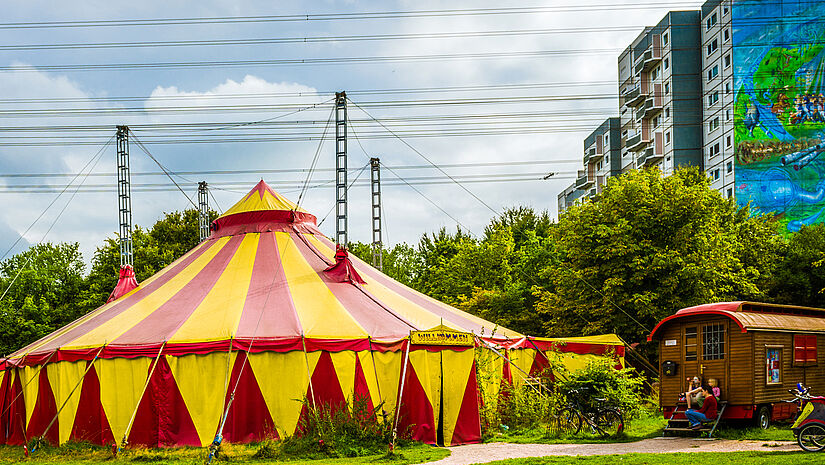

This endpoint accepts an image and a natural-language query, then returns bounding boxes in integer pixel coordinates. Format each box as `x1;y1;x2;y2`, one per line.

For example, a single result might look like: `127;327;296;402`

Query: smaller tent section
0;181;626;448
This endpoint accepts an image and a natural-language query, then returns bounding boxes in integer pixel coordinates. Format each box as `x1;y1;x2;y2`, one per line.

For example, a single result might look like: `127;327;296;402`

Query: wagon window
685;327;697;361
794;335;817;366
702;323;725;360
766;346;782;385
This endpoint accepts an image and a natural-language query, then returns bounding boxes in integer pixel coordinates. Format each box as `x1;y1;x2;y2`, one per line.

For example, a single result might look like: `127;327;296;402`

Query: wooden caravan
649;301;825;427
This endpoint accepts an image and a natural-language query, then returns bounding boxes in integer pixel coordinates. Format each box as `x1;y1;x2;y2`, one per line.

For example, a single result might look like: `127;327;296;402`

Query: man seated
685;385;718;429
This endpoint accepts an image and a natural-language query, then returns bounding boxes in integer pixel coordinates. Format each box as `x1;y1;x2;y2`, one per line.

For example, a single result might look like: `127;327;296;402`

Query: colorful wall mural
734;0;825;233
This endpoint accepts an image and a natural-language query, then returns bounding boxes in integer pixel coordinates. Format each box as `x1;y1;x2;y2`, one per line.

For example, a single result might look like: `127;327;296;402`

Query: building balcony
575;172;594;189
583;147;596;164
625;132;650;152
633;42;662;74
638;97;664;120
623;85;646;107
638;134;665;166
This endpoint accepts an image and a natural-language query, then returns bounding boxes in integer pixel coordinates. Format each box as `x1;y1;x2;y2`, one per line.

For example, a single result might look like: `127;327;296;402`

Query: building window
706;12;718;30
727;188;733;198
664;82;670;95
708;65;719;80
726;135;732;147
725;81;732;94
710;143;721;158
794;335;817;366
708;92;719;106
726;109;732;121
724;54;731;68
685;327;697;361
724;28;730;42
703;323;725;360
663;32;669;45
665;107;670;118
766;346;782;384
726;161;733;173
714;169;720;180
651;66;660;81
665;131;671;144
707;38;718;56
664;57;669;70
709;117;720;132
605;154;609;163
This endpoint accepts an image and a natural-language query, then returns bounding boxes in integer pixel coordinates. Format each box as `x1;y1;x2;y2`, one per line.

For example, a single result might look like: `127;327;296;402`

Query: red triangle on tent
70;364;114;445
352;355;375;421
0;370;26;445
449;361;481;445
396;359;436;444
26;369;58;445
128;357;200;447
222;352;277;443
296;351;347;435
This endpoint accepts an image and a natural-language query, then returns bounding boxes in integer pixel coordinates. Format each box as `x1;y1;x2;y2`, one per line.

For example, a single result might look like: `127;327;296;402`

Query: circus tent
0;180;624;448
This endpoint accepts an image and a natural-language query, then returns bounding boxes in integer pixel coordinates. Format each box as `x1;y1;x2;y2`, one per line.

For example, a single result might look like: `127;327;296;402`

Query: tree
347;242;421;287
769;224;825;307
536;167;783;351
0;243;87;355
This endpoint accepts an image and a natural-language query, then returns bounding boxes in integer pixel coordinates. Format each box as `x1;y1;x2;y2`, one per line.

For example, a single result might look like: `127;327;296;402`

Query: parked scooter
790;383;825;452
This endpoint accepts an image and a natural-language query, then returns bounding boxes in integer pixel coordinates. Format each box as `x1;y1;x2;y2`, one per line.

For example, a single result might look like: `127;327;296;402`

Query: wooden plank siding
658;323;682;408
752;332;825;404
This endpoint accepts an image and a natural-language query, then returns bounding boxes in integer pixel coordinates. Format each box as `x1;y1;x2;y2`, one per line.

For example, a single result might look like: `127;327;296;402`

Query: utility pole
198;181;210;242
335;91;348;247
370;157;383;270
116;126;133;267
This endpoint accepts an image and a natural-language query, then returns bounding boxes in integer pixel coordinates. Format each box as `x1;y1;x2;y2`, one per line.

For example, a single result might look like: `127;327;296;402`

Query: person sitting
707;378;721;398
681;376;704;408
685;385;718;429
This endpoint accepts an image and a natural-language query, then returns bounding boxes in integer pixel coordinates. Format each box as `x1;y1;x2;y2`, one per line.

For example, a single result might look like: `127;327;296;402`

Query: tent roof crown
211;180;318;235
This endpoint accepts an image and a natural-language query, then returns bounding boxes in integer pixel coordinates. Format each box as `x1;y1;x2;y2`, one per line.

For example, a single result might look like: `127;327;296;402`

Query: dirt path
423;437;798;465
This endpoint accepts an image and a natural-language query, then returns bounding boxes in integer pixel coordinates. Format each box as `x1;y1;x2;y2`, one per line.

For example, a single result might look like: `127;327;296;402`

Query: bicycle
553;388;624;438
788;383;825;452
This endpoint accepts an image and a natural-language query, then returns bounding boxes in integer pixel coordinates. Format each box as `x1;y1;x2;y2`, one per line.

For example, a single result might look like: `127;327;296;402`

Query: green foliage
347;242;421;287
273;396;395;460
555;356;646;420
769;223;825;307
538;167;782;351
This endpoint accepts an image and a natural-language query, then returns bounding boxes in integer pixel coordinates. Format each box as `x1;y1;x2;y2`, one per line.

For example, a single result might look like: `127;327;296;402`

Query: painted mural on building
734;0;825;233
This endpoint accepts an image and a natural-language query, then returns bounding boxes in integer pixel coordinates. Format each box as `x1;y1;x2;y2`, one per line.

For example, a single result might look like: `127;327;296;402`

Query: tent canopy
9;180;520;365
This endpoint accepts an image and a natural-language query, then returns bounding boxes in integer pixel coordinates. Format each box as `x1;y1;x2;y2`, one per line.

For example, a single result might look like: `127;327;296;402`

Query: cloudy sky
0;0;704;264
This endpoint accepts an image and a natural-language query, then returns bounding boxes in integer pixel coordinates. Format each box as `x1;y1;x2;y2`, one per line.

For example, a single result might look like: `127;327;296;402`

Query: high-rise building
702;0;825;233
557;118;621;212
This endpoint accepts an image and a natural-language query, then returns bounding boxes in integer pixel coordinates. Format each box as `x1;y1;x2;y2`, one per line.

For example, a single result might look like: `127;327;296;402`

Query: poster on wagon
734;0;825;233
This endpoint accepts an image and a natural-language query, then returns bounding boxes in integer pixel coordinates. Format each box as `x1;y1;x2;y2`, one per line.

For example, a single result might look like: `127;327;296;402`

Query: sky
0;0;705;266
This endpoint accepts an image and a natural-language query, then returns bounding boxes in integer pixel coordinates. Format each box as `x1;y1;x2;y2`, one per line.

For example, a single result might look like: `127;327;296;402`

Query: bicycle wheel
554;407;582;435
594;409;624;437
798;423;825;452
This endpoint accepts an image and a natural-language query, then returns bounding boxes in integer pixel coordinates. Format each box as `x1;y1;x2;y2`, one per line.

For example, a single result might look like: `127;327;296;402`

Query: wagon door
681;324;700;393
699;321;727;401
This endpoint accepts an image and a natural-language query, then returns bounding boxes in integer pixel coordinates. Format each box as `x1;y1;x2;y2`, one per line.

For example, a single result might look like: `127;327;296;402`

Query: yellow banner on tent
411;327;473;346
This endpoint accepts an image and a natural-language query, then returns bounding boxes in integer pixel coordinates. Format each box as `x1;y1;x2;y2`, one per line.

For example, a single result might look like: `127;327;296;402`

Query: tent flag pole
476;337;544;397
33;345;106;453
119;341;166;454
391;334;411;449
367;337;385;420
302;334;316;408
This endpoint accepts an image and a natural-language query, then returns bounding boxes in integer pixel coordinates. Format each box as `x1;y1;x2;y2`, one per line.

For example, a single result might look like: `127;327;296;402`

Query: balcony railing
626;132;650;152
623;85;646;107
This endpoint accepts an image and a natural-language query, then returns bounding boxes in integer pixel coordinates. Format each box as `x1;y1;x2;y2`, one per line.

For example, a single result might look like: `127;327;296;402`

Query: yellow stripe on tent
275;233;367;339
69;237;231;348
509;349;536;388
95;356;152;444
45;361;87;444
475;348;504;406
20;366;40;426
167;352;238;446
357;351;402;415
409;350;440;430
441;349;475;446
169;234;259;343
329;351;357;403
248;351;321;437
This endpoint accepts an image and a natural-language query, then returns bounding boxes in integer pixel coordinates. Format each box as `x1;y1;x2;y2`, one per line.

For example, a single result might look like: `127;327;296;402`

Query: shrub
555;355;646;419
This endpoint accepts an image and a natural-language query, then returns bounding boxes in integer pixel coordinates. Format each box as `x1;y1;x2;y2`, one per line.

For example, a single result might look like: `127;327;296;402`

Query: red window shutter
795;335;806;363
806;335;817;363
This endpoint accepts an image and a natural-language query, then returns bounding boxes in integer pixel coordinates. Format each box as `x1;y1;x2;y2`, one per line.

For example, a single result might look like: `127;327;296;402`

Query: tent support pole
476;338;544;397
392;335;411;449
367;337;385;419
206;338;238;465
119;341;166;454
302;335;316;407
33;345;105;452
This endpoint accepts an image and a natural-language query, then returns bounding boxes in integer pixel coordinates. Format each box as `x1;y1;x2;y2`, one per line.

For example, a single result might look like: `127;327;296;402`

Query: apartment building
557;118;621;212
619;11;703;175
701;0;736;199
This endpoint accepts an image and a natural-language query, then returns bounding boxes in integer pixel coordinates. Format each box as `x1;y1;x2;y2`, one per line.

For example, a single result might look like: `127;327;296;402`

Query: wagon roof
648;301;825;341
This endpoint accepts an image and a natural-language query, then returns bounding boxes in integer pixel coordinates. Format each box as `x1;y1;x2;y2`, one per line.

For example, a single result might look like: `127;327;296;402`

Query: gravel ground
422;438;798;465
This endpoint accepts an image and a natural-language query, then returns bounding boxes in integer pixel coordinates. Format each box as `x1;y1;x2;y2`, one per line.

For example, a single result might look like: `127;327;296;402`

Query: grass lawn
713;424;793;442
0;441;449;465
480;451;813;465
486;415;667;444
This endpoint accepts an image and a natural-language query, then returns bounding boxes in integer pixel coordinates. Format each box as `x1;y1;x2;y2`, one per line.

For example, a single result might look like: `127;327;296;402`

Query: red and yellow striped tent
0;181;624;448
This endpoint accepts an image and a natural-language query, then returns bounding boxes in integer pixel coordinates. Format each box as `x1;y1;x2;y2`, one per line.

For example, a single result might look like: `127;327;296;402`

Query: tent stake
119;341;166;454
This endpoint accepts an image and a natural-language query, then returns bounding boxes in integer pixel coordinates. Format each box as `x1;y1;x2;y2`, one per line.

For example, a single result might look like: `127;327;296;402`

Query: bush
270;395;395;459
555;355;646;419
